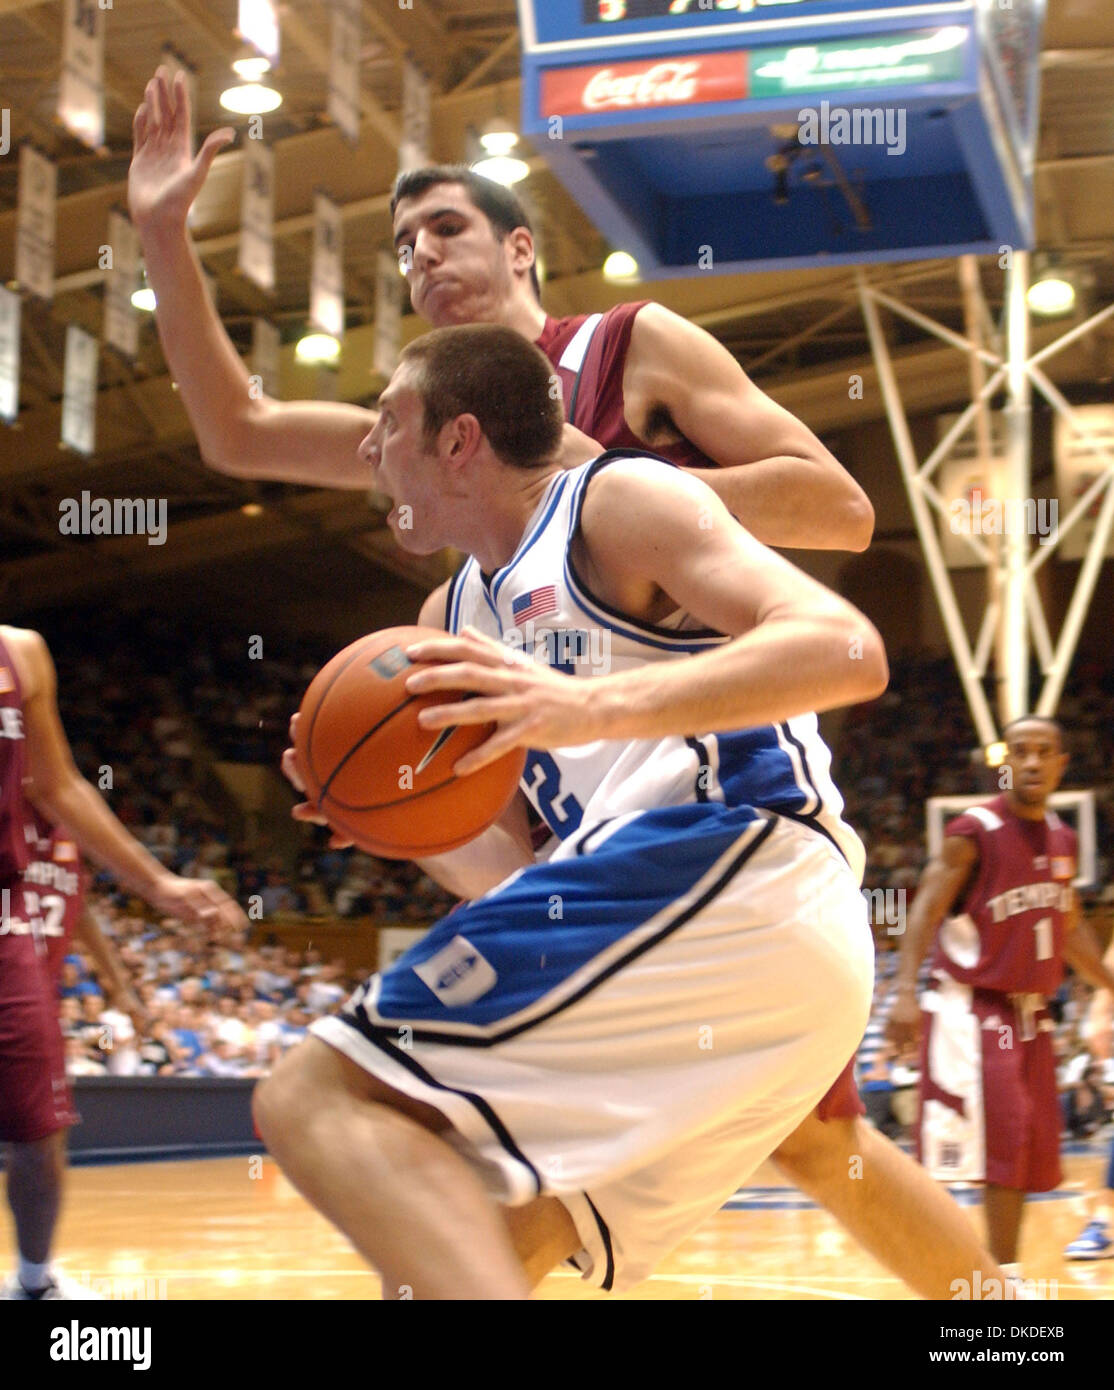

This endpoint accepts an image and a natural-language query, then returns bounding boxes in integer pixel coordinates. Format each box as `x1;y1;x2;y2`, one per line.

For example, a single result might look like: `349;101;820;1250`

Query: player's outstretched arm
6;627;246;933
887;835;978;1048
129;67;372;488
623;304;874;552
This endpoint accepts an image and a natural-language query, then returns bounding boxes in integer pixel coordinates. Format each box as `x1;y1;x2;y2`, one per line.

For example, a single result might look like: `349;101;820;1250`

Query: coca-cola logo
542;52;748;119
583;61;701;110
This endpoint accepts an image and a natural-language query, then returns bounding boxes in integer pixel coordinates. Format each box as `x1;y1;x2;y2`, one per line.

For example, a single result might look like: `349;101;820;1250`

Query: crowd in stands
35;611;1114;1126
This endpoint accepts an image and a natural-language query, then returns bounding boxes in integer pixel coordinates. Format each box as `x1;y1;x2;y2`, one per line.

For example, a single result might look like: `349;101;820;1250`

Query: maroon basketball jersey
15;807;86;979
0;633;29;884
933;794;1077;995
536;304;711;469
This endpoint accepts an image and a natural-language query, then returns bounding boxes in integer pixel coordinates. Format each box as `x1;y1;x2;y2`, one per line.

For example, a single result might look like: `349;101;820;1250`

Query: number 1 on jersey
1033;915;1053;961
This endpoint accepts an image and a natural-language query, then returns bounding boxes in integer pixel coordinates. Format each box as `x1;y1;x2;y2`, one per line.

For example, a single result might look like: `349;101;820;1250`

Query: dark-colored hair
391;164;542;302
1003;715;1064;747
399;325;563;470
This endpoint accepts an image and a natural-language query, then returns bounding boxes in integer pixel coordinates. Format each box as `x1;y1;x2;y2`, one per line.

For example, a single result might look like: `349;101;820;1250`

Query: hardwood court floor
4;1147;1112;1301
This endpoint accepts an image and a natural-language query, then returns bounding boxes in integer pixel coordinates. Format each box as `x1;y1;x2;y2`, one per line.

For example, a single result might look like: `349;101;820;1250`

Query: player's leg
772;1110;1004;1298
4;1131;67;1295
1;952;82;1299
983;1184;1026;1266
502;1197;579;1288
252;1036;530;1299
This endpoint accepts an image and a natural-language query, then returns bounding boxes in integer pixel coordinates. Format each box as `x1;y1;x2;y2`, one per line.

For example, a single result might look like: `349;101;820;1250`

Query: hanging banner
103;210;141;360
238;140;275;293
373;248;401;379
15;146;57;302
398;61;431;173
252;318;280;400
61;325;99;457
59;0;105;149
328;0;361;144
935;413;1010;570
238;0;279;64
1054;405;1114;562
310;194;345;340
0;287;21;425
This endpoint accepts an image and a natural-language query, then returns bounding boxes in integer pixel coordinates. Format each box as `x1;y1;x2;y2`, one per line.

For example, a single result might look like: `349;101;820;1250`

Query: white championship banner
238;0;279;64
15;145;56;302
59;0;105;149
238;140;275;293
252;318;281;400
103;210;141;360
398;61;431;173
310;194;345;340
935;412;1010;570
373;248;402;380
1054;405;1114;562
328;0;361;144
61;324;99;457
0;286;21;424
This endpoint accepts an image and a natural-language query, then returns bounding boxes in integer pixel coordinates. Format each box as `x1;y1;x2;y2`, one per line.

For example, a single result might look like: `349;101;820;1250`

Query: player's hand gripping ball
293;627;527;858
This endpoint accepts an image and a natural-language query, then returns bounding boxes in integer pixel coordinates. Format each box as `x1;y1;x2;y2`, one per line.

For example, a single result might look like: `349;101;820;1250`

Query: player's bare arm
129;67;373;488
405;461;887;772
3;626;246;934
1061;893;1114;994
886;834;979;1049
621;303;874;552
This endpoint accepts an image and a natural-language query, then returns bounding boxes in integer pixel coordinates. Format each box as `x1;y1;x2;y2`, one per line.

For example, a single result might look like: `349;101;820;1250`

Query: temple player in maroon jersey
888;716;1114;1280
0;625;245;1299
129;68;1009;1299
1;803;150;1302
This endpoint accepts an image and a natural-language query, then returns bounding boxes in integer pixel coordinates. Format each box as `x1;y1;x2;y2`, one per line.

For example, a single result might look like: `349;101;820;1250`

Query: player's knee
252;1042;331;1148
774;1113;858;1183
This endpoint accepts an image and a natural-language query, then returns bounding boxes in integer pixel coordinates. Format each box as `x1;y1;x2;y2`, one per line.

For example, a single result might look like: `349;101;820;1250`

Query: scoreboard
516;0;1045;276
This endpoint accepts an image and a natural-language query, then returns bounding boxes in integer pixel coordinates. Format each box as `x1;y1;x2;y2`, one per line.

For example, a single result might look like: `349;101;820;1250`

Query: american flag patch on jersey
0;667;12;695
512;586;558;626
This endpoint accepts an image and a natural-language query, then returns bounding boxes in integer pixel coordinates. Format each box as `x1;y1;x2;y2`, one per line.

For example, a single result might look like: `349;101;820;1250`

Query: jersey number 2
524;751;583;836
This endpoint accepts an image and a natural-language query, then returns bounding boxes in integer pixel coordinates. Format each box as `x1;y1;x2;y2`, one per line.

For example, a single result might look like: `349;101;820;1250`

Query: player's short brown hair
391;165;542;302
399;325;563;470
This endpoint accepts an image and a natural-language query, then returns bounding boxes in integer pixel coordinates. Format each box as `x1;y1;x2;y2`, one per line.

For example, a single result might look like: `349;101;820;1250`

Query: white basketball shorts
312;802;874;1293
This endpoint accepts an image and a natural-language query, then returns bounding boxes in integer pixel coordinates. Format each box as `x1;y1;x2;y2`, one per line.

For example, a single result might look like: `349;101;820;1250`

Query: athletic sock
1094;1202;1112;1225
17;1257;52;1293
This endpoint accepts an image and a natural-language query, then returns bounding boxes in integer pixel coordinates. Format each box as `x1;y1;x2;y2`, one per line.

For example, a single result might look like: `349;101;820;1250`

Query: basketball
293;626;526;859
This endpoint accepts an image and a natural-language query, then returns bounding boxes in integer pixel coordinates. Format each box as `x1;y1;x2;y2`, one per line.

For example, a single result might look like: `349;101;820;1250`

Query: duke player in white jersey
261;324;888;1298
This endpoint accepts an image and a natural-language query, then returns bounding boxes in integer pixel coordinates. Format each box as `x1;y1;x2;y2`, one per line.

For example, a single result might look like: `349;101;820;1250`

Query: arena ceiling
0;0;1113;613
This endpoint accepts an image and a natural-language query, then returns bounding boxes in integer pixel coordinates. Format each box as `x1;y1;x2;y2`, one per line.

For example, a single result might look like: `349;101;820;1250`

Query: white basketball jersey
446;454;864;881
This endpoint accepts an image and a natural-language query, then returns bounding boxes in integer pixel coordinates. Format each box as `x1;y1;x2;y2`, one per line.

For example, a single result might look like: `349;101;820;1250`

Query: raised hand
129;65;235;233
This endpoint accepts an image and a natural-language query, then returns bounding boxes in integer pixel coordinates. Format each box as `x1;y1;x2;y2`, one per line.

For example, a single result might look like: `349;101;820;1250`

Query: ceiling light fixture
602;250;639;281
295;332;341;365
219;83;283;115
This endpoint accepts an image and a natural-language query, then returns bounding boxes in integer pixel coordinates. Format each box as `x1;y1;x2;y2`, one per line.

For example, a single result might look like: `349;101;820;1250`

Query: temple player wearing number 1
887;717;1114;1279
